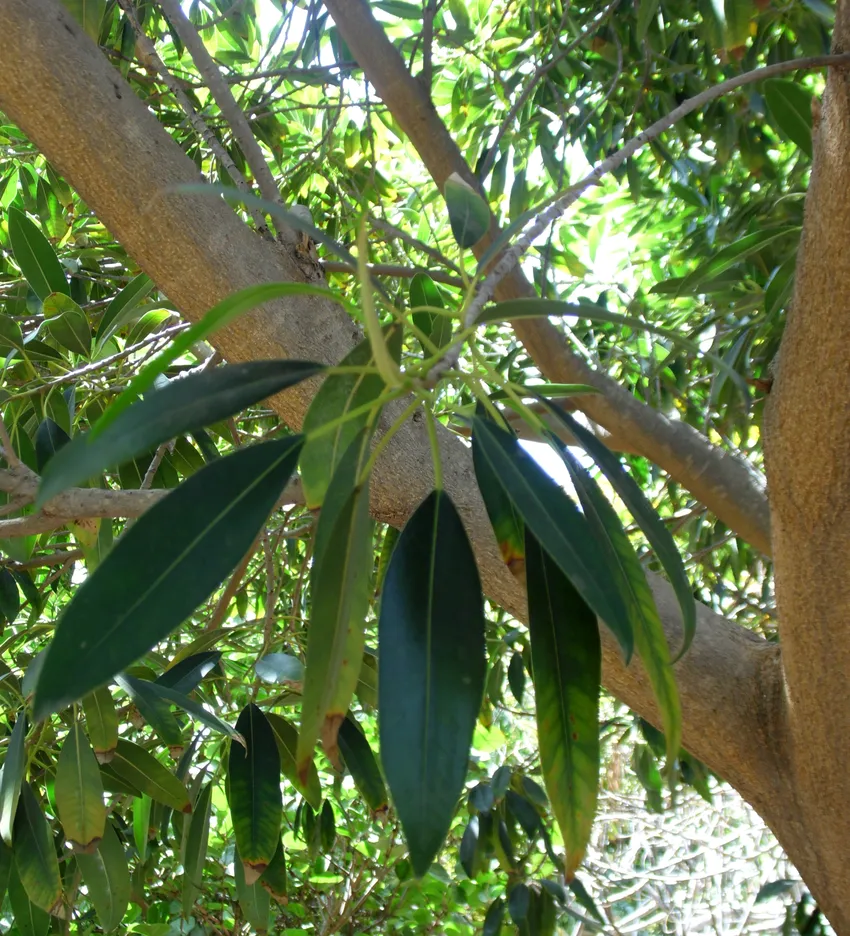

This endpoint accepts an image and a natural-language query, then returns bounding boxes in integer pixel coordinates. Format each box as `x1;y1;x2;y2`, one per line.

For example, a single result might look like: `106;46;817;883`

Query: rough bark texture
762;3;850;928
1;0;845;927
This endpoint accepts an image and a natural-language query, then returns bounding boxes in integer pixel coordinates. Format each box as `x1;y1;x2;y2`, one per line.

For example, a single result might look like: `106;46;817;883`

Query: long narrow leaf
541;403;695;658
54;720;107;853
38;361;321;506
471;416;632;659
0;713;27;845
33;435;303;718
526;532;600;879
76;819;130;931
379;490;486;876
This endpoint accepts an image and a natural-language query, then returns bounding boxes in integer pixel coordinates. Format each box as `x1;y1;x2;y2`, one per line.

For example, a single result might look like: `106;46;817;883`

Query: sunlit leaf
764;79;814;157
8;207;69;300
96;272;155;347
410;273;453;351
259;837;287;901
33;435;303;717
266;713;322;810
379;490;486;876
444;173;490;248
82;687;119;764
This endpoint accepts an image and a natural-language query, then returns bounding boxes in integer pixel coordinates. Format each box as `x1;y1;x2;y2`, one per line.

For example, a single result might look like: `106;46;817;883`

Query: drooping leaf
259;836;287;901
33;435;303;718
0;712;28;845
409;273;453;351
472;407;525;576
556;445;681;761
443;173;490;248
299;324;401;509
337;714;388;812
298;433;373;775
76;819;131;932
265;712;322;810
82;687;119;764
0;837;11;907
8;864;49;936
471;416;632;659
320;800;335;851
542;404;696;659
108;740;191;813
234;843;271;933
507;652;526;705
8;207;69;300
379;489;486;876
764;79;814;157
37;361;320;506
13;782;62;914
55;720;106;853
181;781;213;916
228;704;281;884
525;532;600;879
483;897;505;936
132;794;152;864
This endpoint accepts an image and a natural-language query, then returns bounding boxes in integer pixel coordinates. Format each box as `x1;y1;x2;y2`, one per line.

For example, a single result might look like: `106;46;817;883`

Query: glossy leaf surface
379;490;486;876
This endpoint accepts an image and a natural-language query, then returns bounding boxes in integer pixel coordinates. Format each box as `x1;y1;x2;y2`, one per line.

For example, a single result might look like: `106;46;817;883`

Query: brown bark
762;2;850;928
0;0;832;925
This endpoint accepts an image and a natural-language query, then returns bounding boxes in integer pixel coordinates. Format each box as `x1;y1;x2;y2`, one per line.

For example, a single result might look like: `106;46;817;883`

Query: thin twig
464;52;850;326
321;260;462;288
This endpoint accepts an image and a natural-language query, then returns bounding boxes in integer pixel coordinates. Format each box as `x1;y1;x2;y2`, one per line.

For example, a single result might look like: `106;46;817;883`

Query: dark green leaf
337;714;388;812
0;569;21;624
156;650;221;694
543;405;695;659
42;294;91;356
0;713;27;845
228;704;281;884
459;816;479;879
508;883;530;924
379;490;486;876
320;800;335;851
37;362;320;506
483;897;504;936
526;531;600;879
443;174;490;248
108;740;190;812
472;416;632;658
507;651;525;705
33;435;303;717
8;207;69;300
13;782;62;914
76;819;130;931
34;419;70;475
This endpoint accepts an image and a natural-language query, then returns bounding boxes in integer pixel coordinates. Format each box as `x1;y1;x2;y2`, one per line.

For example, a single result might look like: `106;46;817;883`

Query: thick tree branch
323;0;772;557
762;2;850;926
0;0;789;883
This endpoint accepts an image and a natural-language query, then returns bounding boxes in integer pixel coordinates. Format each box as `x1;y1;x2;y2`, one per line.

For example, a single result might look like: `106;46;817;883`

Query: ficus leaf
379;490;486;876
